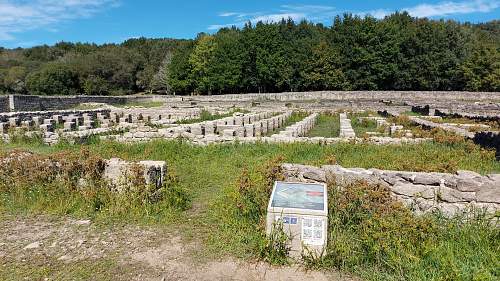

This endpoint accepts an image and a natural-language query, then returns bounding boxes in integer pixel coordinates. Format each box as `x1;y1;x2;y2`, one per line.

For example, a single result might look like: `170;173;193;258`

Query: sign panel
275;216;298;225
301;216;325;246
271;182;325;211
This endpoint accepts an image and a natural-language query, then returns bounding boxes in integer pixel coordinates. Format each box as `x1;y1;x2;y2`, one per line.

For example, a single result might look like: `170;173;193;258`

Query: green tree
26;63;80;95
189;35;217;94
460;44;500;91
302;41;349;90
82;75;110;95
3;66;28;94
206;28;245;94
168;43;195;95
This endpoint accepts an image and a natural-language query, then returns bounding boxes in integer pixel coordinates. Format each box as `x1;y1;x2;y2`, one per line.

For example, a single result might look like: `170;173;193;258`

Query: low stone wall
474;131;500;160
186;91;500;102
282;163;500;217
0;96;9;112
104;158;167;192
0;150;166;193
3;95;176;112
274;113;316;138
339;113;355;138
7;95;132;112
4;91;500;113
0;108;111;122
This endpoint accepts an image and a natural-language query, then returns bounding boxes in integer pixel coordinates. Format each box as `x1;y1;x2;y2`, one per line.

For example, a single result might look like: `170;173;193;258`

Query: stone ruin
2;91;497;150
1;91;499;216
0;150;167;194
282;163;500;218
104;158;167;192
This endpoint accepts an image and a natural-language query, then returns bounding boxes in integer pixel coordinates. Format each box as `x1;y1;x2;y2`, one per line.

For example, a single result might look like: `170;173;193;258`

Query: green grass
71;103;103;110
349;112;382;137
114;101;165;108
1;139;500;280
402;111;423;116
307;113;340;138
176;108;250;124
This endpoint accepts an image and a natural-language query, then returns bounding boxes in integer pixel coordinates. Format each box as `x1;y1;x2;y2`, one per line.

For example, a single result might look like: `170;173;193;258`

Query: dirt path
0;215;357;281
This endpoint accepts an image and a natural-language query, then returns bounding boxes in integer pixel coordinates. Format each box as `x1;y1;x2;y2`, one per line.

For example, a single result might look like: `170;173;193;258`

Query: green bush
227;157;500;280
0;149;190;221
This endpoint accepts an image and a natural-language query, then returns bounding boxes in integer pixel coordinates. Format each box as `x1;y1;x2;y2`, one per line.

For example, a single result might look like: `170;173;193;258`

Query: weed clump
229;156;500;280
0;149;190;221
259;220;291;265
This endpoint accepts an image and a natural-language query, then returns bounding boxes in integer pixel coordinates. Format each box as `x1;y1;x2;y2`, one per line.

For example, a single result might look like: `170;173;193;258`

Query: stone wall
4;91;500;113
474;131;500;160
0;96;9;112
7;95;133;112
282;163;500;217
185;91;500;102
104;158;167;192
0;108;111;122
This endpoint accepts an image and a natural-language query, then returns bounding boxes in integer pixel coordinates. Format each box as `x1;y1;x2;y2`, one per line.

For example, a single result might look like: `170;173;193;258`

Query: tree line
0;12;498;96
0;38;187;96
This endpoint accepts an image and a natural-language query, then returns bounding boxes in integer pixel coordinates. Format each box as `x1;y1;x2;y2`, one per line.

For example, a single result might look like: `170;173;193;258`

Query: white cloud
208;23;237;30
219;12;239;17
249;13;306;23
362;0;500;19
209;4;337;31
0;0;119;41
407;0;499;17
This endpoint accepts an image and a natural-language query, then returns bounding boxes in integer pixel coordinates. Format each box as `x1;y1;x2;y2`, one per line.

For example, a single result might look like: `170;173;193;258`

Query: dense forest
0;12;498;96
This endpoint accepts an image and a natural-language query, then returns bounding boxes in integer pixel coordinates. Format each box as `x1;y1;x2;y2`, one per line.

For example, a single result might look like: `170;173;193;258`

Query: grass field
1;138;499;280
306;113;340;138
176;108;249;124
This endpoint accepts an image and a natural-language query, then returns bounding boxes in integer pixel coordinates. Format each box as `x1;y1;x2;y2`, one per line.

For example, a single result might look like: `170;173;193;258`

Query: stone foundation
104;158;167;192
282;163;500;218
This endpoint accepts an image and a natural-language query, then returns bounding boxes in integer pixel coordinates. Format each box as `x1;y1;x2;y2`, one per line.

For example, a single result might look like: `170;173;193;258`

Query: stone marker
103;158;167;192
266;181;328;257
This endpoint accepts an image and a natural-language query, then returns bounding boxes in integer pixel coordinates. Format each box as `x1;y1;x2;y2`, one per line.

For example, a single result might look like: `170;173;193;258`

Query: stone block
78;125;91;131
234;116;243;126
84;120;96;128
32;116;43;126
82;113;94;122
204;122;215;135
40;124;54;132
64;122;77;131
223;129;235;137
0;122;9;133
43;119;56;126
21;120;34;129
235;127;245;138
413;174;442;186
391;182;435;199
476;186;500;204
225;117;235;126
390;125;404;135
9;117;20;127
52;115;63;124
190;124;203;135
438;186;476;203
244;124;255;137
104;158;167;192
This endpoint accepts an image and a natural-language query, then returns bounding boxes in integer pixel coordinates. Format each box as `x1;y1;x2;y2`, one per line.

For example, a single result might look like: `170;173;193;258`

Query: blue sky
0;0;499;48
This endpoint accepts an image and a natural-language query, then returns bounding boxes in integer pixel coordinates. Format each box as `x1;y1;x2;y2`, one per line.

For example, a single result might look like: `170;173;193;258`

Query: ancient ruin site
1;1;500;280
1;91;499;280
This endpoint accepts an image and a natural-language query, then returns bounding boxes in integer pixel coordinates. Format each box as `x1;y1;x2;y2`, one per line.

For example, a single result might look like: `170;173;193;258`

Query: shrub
259;220;291;265
230;156;500;280
0;149;190;220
